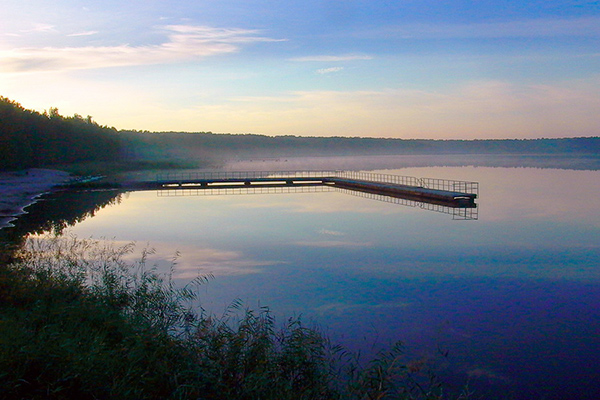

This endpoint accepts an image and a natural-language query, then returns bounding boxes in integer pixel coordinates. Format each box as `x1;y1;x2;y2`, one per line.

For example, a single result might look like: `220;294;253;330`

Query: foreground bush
0;236;454;399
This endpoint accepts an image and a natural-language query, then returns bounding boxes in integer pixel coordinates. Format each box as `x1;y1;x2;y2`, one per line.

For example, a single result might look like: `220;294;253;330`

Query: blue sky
1;0;599;139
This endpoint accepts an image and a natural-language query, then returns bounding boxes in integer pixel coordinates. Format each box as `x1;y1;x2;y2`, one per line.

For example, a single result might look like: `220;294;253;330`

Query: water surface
11;163;600;399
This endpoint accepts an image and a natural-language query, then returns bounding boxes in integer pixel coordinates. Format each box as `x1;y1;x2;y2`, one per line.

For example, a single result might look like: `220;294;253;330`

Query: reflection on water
333;187;478;220
157;184;334;197
156;183;479;220
4;163;600;400
0;189;123;255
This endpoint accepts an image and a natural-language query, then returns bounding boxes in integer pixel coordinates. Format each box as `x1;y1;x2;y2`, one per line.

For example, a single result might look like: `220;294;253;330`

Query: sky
1;0;599;139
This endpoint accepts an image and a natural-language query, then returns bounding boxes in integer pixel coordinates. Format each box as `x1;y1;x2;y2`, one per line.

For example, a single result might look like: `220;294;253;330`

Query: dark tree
0;97;122;170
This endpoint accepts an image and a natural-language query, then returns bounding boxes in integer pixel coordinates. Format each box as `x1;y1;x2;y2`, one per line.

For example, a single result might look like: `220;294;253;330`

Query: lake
3;156;600;399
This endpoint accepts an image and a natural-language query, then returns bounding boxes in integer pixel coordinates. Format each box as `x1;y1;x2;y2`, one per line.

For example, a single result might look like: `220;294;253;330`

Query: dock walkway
325;177;476;206
141;170;478;207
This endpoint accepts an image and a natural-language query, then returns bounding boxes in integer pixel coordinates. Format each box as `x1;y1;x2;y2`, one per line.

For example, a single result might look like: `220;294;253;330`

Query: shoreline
0;169;73;230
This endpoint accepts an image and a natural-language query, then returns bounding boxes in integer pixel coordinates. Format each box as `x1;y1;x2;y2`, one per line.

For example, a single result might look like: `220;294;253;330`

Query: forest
0;97;122;170
121;130;600;161
1;96;599;171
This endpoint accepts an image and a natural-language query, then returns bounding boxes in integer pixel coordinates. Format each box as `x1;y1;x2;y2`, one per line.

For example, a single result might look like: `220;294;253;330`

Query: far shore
2;152;599;231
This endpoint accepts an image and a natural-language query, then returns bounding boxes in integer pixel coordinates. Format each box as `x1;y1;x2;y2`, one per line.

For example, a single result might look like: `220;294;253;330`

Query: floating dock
125;171;478;208
324;177;477;207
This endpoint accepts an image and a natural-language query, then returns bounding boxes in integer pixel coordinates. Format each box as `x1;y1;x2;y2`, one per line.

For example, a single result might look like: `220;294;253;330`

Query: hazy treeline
122;130;600;161
0;97;121;170
2;96;599;171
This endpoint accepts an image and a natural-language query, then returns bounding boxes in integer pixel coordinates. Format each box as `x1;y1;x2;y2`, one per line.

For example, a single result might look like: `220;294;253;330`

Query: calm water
10;162;600;399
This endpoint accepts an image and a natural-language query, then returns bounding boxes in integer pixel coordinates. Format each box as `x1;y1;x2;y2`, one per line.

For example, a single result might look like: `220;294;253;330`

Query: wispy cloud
0;25;284;73
318;229;344;236
20;23;56;34
67;31;98;37
316;66;343;74
291;54;372;62
123;244;281;279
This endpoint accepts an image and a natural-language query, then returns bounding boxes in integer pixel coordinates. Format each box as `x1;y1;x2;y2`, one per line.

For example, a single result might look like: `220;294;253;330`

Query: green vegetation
0;97;121;170
0;236;457;400
121;130;600;160
2;95;599;174
0;97;215;173
5;95;595;399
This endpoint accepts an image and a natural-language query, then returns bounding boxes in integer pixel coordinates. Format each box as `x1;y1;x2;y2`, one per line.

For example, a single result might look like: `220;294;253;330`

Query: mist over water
8;155;600;400
225;153;600;171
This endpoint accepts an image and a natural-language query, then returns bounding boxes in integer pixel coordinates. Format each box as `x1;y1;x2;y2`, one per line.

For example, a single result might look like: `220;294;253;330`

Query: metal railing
333;171;421;187
156;170;339;181
157;185;333;197
156;170;479;196
333;187;478;220
418;178;479;196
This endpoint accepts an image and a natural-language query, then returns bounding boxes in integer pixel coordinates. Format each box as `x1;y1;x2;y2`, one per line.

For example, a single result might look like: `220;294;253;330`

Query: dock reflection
156;184;478;220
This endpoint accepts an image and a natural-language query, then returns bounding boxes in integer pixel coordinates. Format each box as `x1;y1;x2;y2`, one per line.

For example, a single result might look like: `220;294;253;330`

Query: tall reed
0;235;460;399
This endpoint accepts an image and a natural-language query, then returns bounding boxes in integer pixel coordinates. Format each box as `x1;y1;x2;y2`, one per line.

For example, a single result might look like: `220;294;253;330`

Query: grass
0;236;462;400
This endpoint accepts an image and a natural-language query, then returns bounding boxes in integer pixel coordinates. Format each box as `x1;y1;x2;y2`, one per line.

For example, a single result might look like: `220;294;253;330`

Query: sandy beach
0;169;73;230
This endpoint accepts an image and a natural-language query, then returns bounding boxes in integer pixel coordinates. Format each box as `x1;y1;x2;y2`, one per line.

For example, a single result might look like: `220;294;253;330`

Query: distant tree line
121;130;600;161
2;95;599;171
0;97;122;170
